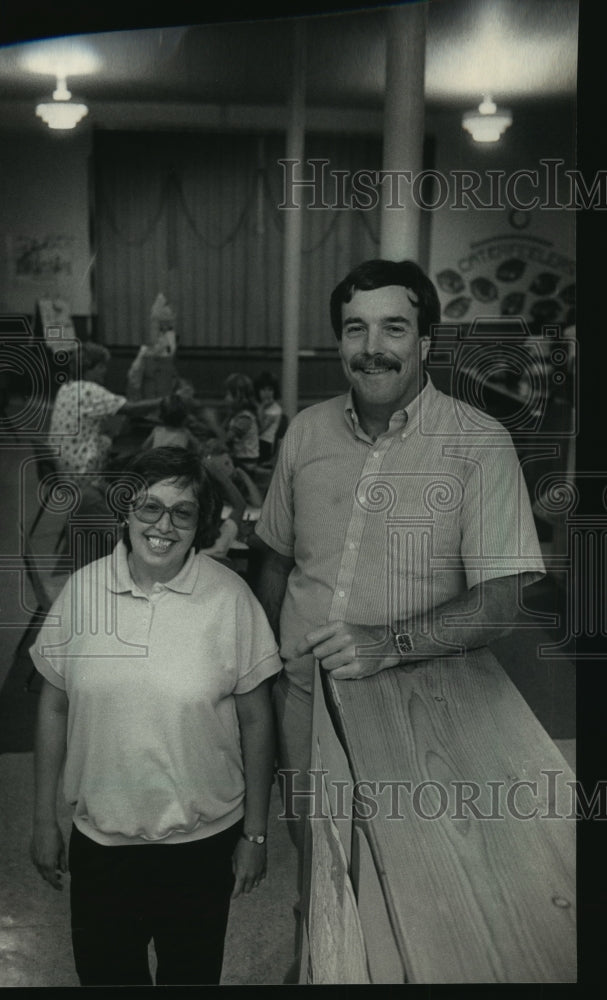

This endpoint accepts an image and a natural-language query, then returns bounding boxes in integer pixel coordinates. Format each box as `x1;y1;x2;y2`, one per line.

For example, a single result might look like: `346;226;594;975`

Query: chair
0;369;19;441
28;439;69;552
14;520;66;692
20;520;54;611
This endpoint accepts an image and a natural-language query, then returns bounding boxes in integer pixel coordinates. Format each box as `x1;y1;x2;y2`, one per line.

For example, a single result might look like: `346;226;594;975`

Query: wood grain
323;647;576;983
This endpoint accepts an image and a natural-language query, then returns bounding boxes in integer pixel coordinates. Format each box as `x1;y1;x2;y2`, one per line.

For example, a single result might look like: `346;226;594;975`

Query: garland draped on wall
92;130;380;349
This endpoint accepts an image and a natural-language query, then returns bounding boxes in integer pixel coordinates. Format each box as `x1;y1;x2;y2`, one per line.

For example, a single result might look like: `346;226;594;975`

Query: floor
0;753;298;987
0;401;575;987
0;428;298;988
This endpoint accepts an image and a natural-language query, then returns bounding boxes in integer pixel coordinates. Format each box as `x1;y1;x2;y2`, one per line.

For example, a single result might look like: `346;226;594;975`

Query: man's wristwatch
242;832;266;845
391;627;414;657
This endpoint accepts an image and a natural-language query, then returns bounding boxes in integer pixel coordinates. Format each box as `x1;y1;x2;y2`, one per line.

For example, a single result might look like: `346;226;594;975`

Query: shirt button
373;450;380;458
348;542;356;550
401;432;407;439
338;590;346;598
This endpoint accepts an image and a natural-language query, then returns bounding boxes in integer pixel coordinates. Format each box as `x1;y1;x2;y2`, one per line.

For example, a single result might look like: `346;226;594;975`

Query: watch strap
242;832;266;844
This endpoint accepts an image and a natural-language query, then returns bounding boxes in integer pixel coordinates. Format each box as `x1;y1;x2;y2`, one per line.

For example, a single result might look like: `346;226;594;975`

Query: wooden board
325;647;576;983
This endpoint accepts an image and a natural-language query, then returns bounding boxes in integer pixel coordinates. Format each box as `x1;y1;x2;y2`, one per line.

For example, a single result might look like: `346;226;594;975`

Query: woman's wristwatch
242;831;266;845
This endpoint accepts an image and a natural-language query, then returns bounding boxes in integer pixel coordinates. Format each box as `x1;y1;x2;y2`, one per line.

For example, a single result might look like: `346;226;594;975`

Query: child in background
141;394;200;453
223;373;259;472
253;371;284;464
204;439;263;510
199;440;263;565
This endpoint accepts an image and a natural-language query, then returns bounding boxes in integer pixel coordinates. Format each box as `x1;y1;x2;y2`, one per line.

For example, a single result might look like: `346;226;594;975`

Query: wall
426;102;577;332
0;126;92;317
0;99;577;339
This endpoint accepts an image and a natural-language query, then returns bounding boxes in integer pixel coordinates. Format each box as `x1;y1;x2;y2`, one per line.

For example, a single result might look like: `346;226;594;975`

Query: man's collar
344;374;436;434
108;540;199;594
404;374;435;426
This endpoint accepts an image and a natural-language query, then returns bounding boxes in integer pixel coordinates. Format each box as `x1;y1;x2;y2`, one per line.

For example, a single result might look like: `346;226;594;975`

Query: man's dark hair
329;259;441;341
120;446;222;552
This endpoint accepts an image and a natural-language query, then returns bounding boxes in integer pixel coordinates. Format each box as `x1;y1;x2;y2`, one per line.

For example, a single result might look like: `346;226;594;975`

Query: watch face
394;632;413;656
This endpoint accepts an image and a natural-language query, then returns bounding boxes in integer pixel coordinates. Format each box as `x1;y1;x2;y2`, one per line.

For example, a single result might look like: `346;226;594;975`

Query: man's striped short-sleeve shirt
256;377;545;693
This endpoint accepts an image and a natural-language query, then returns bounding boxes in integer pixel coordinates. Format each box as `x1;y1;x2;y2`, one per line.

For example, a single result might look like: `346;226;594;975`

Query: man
255;258;545;852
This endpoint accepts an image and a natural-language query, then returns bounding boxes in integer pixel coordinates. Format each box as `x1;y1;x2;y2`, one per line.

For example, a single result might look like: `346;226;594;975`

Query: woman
30;447;281;986
223;372;260;472
48;341;166;476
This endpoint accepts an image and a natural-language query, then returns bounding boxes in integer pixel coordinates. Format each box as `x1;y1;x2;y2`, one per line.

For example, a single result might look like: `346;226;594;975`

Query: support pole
380;3;427;262
281;21;306;419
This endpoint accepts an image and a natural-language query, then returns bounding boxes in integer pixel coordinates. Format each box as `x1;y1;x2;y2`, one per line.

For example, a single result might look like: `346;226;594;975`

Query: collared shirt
48;379;127;475
256;377;545;694
30;542;282;846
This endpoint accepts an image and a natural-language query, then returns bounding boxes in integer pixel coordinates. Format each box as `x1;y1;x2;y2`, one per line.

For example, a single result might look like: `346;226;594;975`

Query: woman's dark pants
68;821;242;986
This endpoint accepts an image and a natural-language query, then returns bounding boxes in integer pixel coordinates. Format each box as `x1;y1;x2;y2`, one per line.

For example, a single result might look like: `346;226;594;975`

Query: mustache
350;353;401;372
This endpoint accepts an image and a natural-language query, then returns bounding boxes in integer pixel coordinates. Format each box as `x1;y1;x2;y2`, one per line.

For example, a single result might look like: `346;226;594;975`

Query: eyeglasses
132;497;199;530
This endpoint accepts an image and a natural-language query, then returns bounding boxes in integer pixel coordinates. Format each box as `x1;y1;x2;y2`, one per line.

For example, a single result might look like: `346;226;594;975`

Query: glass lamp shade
35;98;89;130
462;99;512;143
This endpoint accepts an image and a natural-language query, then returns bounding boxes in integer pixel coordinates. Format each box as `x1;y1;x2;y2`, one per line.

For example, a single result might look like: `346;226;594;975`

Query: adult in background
30;446;281;986
48;341;166;476
127;292;179;401
254;257;545;878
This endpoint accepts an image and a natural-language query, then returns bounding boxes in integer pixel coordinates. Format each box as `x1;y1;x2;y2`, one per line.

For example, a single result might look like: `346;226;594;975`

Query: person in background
30;446;281;987
48;341;166;476
200;440;263;565
205;438;264;509
223;373;260;473
253;371;284;465
127;292;179;401
141;393;200;453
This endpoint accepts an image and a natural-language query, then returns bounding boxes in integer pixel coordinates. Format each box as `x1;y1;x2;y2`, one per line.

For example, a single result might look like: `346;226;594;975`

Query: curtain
93;130;381;350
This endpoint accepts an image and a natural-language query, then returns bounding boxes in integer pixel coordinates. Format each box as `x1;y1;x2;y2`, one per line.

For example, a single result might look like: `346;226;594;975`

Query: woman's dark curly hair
120;446;223;552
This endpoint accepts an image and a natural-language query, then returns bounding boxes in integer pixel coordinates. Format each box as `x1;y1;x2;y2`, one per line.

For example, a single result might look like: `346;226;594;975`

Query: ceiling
0;0;579;131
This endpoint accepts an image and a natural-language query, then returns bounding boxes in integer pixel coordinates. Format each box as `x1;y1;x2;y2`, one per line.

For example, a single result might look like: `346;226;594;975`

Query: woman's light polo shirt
30;542;282;846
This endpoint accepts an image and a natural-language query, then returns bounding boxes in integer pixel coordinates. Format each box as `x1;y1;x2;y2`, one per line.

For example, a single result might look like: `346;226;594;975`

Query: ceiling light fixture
462;95;512;143
35;75;88;130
